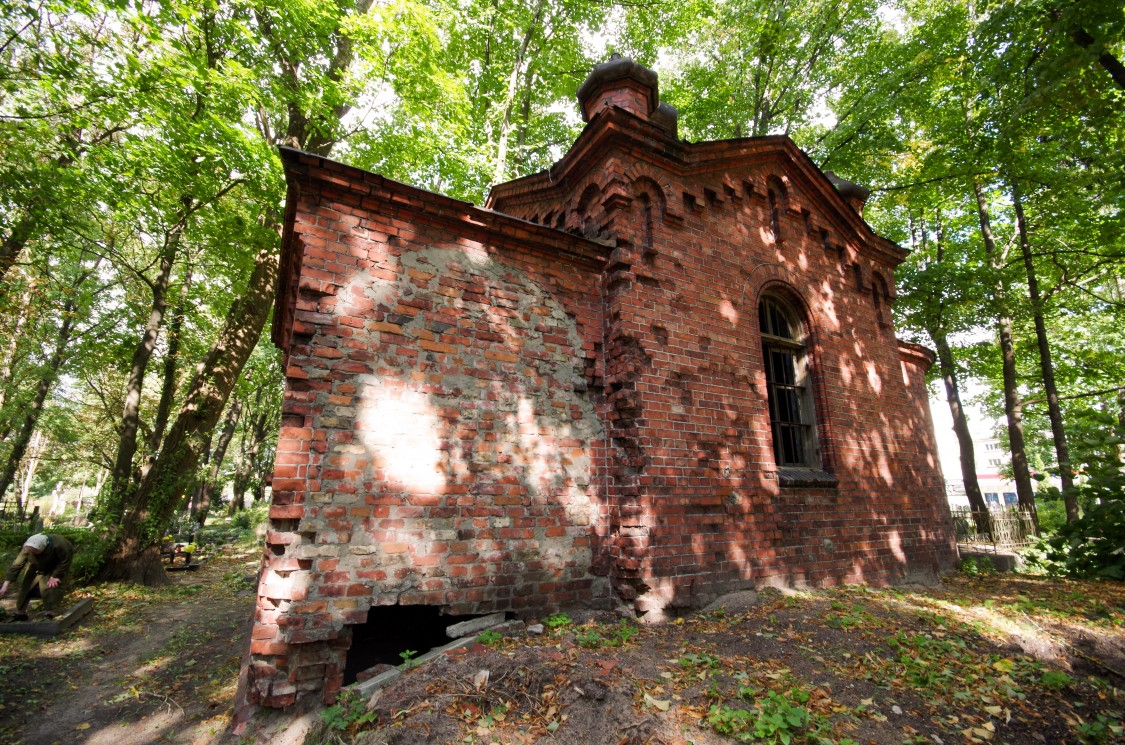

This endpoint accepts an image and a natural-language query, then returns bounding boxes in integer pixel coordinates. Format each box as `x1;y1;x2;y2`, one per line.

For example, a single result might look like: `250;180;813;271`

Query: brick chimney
824;171;870;218
576;54;676;135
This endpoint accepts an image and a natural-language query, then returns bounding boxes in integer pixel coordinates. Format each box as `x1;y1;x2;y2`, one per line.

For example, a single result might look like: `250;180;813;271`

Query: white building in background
930;383;1021;510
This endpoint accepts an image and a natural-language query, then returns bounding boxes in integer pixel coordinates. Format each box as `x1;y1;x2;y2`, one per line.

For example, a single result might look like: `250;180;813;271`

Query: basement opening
342;605;491;685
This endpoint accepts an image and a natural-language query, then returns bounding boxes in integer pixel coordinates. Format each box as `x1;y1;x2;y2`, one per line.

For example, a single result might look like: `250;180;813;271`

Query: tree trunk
106;214;185;518
18;429;44;513
1071;27;1125;90
0;298;77;512
188;431;214;525
97;243;279;584
197;397;241;526
0;277;34;412
971;176;1039;532
148;266;192;458
0;213;34;290
932;331;990;531
492;0;545;183
924;209;988;531
1010;176;1076;522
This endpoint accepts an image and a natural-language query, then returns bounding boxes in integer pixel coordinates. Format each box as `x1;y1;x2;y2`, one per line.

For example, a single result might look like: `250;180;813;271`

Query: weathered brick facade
245;57;957;709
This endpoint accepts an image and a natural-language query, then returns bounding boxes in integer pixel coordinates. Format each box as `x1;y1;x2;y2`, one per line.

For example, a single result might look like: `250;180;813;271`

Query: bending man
0;533;74;620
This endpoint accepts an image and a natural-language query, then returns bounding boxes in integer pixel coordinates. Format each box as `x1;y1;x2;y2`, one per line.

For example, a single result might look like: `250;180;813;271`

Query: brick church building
244;56;957;708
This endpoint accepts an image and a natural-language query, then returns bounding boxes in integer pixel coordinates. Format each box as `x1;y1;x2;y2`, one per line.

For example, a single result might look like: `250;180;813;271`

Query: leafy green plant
824;603;873;630
399;649;419;668
320;689;377;734
574;626;604;648
1038;669;1074;689
707;689;810;744
1077;713;1124;743
1031;500;1125;580
612;621;639;645
230;502;269;533
543;612;572;630
679;651;721;669
476;630;503;646
574;620;638;649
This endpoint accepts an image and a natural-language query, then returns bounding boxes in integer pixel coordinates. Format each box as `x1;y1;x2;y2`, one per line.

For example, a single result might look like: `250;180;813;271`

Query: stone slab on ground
346;619;530;701
958;546;1024;572
0;596;93;637
446;611;506;639
703;590;761;615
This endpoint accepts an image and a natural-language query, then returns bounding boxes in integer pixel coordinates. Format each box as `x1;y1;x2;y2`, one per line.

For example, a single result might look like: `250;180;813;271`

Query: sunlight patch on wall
357;389;446;494
887;531;907;563
719;297;739;325
864;360;883;395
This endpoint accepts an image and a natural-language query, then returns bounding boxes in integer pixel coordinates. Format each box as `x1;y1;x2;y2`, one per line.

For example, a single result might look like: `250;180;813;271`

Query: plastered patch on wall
305;245;604;607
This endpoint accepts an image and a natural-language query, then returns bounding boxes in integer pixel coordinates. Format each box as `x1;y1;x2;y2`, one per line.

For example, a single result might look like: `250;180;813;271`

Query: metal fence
950;507;1038;550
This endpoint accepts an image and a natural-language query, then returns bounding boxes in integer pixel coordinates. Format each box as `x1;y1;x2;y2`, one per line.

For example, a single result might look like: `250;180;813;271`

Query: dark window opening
768;188;781;239
342;605;486;685
759;297;819;469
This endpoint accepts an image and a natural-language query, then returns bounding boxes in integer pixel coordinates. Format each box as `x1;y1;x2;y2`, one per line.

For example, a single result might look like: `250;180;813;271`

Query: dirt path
0;544;259;745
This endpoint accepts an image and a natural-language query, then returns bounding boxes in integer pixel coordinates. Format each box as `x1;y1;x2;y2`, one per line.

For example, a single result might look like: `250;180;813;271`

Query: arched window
759;296;819;468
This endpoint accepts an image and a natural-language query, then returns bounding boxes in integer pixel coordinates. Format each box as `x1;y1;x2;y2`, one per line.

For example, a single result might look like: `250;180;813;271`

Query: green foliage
707;688;811;744
573;621;639;649
1023;410;1125;580
1038;670;1074;690
1028;500;1125;580
824;602;874;630
229;502;268;533
320;689;377;734
960;556;997;577
476;630;503;646
543;612;572;630
1077;713;1124;744
399;649;418;667
679;651;721;669
1035;499;1068;535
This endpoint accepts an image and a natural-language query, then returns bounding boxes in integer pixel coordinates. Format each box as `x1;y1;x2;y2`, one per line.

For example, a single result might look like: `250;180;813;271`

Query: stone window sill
776;468;838;489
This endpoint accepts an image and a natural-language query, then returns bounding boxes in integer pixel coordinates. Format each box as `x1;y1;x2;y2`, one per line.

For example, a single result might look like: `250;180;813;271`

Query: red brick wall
248;151;612;707
488;115;957;615
246;86;957;709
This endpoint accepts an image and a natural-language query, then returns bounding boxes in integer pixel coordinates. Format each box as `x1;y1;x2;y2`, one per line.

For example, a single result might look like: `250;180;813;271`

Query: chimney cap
576;55;660;122
824;171;871;202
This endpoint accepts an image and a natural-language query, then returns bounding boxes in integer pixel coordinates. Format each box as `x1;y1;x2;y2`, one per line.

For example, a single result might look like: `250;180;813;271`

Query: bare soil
2;556;1123;745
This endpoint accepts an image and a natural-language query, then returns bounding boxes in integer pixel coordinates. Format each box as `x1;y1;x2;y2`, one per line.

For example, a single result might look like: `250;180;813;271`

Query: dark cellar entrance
342;605;484;685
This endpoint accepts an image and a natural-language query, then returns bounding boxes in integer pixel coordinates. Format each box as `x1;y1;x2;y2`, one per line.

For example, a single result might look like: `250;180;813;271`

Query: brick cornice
487;112;907;268
898;339;937;371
